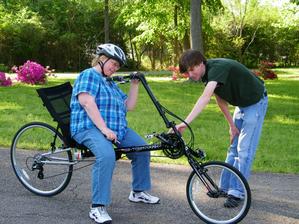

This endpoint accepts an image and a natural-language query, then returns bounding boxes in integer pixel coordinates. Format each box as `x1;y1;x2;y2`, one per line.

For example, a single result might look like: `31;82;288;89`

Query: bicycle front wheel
186;161;251;224
10;122;73;197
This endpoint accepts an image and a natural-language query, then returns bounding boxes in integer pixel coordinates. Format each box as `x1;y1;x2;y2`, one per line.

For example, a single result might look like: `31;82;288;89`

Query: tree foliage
0;0;298;71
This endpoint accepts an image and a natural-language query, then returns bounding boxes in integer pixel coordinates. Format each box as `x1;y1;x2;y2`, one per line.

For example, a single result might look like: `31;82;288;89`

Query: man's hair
179;50;207;73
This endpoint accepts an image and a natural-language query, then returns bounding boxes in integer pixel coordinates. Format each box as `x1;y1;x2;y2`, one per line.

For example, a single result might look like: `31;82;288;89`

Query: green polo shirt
202;58;265;107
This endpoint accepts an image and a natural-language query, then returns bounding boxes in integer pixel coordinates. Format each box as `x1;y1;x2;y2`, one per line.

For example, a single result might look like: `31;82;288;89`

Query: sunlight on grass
278;75;299;80
146;76;173;82
54;73;78;79
274;68;299;75
274;68;299;80
271;115;299;125
0;102;23;110
269;94;299;100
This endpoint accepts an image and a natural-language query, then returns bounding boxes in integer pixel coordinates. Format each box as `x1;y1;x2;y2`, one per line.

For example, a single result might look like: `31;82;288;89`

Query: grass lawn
0;68;298;173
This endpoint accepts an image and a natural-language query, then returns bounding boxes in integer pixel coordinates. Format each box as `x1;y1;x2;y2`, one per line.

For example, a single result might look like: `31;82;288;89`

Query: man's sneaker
89;206;112;224
129;191;160;204
224;195;241;208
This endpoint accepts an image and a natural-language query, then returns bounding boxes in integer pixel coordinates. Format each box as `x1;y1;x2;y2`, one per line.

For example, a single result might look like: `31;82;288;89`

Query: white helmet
96;43;126;66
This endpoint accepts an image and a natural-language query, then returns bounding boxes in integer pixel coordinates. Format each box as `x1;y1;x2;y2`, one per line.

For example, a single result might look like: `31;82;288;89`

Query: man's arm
215;94;239;143
176;81;217;133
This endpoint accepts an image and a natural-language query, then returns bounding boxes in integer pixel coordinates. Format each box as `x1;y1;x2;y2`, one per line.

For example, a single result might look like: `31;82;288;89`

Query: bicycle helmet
96;43;127;66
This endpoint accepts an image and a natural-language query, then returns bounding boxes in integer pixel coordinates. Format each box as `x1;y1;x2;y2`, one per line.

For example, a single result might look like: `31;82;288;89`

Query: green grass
1;68;298;173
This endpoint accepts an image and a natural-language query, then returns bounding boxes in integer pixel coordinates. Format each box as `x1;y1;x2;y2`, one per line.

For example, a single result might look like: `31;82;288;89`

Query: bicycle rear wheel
11;122;73;197
186;161;251;224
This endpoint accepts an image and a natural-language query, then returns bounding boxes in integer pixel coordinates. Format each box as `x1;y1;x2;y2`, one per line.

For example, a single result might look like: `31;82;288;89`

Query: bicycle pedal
145;132;156;139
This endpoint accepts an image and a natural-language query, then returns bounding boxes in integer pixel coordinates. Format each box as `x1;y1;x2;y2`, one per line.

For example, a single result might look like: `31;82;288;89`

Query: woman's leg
73;127;116;205
119;128;151;191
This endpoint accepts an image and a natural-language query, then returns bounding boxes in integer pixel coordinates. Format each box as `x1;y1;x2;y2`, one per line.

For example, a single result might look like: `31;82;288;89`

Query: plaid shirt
70;68;128;140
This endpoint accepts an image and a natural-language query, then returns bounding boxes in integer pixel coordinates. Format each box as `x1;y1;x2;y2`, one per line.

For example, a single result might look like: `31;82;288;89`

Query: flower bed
0;72;12;86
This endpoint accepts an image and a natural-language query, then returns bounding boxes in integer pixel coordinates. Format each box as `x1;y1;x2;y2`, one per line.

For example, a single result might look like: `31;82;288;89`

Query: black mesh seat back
36;82;75;147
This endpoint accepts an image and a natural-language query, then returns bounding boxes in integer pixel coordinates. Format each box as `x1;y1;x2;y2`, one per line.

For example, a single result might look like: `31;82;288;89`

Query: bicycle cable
160;104;195;149
35;159;95;179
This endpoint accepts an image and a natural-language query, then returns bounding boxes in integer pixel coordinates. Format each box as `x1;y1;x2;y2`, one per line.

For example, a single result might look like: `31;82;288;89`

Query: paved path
0;149;298;224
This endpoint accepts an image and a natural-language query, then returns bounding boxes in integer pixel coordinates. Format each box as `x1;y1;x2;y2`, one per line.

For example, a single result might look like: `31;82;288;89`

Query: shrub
168;66;189;80
12;60;55;85
254;60;278;80
0;72;12;86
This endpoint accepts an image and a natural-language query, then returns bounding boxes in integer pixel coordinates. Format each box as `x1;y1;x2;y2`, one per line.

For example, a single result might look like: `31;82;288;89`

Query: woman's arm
125;79;139;111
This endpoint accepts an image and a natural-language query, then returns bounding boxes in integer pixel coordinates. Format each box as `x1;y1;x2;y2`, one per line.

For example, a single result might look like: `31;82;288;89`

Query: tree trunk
183;31;190;50
129;33;135;62
104;0;109;43
190;0;204;53
174;4;179;64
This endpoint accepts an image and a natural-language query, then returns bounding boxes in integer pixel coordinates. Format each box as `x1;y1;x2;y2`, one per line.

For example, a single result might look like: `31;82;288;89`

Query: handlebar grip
129;71;144;80
107;72;145;82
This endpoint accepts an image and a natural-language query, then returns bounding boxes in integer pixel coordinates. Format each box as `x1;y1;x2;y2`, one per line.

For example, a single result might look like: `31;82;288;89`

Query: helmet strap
98;58;111;77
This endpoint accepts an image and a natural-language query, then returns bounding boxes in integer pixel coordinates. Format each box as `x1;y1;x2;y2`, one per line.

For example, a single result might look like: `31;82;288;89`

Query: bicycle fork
187;154;224;198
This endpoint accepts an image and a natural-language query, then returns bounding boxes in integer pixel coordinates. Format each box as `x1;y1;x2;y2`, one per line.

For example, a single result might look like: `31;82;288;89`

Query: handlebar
106;71;144;83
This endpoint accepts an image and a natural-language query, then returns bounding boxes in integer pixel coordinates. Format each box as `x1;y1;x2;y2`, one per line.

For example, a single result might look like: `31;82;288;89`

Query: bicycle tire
10;122;73;197
186;161;251;224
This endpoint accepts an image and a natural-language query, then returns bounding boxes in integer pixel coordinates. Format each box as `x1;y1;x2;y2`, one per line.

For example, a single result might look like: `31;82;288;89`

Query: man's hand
229;125;240;144
175;123;187;134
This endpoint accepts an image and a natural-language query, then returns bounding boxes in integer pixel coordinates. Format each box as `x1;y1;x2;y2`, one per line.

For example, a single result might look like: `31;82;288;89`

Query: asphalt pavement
0;148;298;224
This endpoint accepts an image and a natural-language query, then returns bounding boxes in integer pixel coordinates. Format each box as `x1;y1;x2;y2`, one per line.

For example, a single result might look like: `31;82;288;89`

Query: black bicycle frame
109;72;184;154
136;73;174;129
116;73;216;188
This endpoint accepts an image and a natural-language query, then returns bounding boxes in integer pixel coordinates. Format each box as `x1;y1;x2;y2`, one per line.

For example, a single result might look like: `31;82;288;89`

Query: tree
190;0;204;52
116;0;190;69
0;0;297;71
104;0;109;42
190;0;223;53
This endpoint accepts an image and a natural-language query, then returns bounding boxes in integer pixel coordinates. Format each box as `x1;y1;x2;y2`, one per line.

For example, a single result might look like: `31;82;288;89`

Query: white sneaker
89;206;112;224
129;191;160;204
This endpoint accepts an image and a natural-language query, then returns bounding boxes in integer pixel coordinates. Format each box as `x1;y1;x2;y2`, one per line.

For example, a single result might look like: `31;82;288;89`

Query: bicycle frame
113;72;205;156
32;70;229;202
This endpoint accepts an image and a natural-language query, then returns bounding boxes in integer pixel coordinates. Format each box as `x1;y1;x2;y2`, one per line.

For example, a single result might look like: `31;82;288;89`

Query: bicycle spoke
187;161;251;224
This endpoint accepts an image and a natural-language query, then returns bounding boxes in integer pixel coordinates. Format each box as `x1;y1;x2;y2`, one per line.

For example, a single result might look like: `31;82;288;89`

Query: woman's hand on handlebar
131;78;140;85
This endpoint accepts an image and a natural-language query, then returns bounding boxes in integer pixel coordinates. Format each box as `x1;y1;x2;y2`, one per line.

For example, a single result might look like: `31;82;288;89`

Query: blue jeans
220;94;268;198
73;127;151;206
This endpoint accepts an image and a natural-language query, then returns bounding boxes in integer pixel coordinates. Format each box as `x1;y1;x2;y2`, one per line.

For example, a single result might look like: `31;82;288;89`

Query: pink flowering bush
168;66;189;80
253;60;277;80
0;72;12;86
12;60;54;85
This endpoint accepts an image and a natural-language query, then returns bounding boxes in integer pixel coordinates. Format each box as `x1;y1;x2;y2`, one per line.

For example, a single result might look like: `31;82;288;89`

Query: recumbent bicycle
11;72;251;224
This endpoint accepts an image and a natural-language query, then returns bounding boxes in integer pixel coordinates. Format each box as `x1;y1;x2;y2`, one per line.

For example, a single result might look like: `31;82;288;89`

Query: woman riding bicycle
70;43;159;224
